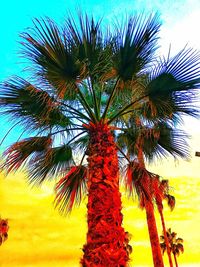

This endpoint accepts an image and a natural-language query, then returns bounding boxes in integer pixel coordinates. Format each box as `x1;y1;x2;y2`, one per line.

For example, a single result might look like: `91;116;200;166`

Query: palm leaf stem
51;127;84;136
66;130;87;146
108;95;148;124
118;107;145;118
61;103;91;121
101;77;120;120
89;78;100;120
15;129;27;143
36;126;52;136
98;83;104;112
116;144;131;163
0;121;21;146
76;85;97;122
79;152;86;166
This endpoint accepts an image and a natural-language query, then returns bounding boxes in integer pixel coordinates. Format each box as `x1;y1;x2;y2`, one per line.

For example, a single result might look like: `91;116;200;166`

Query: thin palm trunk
159;207;174;267
137;146;164;267
145;199;164;267
173;253;178;267
81;122;129;266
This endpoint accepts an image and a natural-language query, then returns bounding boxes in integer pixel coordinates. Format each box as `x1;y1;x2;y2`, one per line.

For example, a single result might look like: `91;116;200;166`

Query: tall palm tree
160;228;184;267
0;13;200;266
118;116;188;267
0;217;9;246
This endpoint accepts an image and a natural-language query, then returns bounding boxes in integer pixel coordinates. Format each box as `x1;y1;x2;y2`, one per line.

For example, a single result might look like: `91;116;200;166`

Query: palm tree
160;228;184;267
0;217;9;246
118;116;189;267
0;13;199;266
154;178;175;267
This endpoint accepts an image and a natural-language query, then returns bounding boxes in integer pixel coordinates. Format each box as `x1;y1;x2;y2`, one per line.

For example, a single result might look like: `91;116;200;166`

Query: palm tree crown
160;228;184;267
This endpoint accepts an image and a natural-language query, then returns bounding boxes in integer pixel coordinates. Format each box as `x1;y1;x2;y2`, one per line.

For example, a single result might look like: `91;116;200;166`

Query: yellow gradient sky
1;153;200;267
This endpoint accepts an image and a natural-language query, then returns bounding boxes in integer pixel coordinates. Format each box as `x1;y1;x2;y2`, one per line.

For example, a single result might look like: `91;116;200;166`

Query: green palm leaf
118;119;190;162
21;18;82;98
66;13;113;82
0;77;71;129
54;165;87;213
28;144;74;184
113;13;161;82
2;136;52;173
145;47;200;118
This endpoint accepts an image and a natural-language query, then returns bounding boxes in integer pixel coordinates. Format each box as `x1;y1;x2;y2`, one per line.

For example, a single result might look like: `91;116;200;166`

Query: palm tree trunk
81;121;129;266
137;145;164;267
158;207;173;267
173;253;178;267
145;199;164;267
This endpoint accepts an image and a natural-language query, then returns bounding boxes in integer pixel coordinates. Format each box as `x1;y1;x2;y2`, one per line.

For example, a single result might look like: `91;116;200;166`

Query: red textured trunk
173;253;178;267
158;207;173;267
137;145;164;267
145;199;164;267
81;122;130;266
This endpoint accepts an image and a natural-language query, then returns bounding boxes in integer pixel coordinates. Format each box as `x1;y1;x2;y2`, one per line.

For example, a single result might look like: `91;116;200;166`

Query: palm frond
113;13;161;81
28;144;74;184
165;194;176;211
125;161;154;204
0;77;71;129
21;18;82;98
66;13;113;82
156;122;190;160
140;121;190;162
160;242;167;255
54;165;87;213
1;136;52;173
145;47;200;118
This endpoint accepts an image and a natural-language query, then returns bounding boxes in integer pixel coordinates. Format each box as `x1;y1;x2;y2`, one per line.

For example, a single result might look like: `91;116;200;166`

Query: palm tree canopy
160;228;184;256
1;13;200;213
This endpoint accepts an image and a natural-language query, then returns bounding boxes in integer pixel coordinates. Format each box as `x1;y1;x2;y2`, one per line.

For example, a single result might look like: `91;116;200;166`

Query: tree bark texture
137;145;164;267
159;207;174;267
145;199;164;267
81;121;130;267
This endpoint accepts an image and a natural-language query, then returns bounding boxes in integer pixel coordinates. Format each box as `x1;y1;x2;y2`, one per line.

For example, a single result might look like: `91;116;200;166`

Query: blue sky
1;0;200;79
1;0;200;150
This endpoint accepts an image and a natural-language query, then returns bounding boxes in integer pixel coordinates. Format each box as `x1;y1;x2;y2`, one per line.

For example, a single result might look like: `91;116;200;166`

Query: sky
1;0;200;266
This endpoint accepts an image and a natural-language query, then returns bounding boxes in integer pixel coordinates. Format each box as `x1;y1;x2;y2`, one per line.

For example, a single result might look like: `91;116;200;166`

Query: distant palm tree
160;228;184;267
0;217;9;246
0;12;199;266
154;178;175;267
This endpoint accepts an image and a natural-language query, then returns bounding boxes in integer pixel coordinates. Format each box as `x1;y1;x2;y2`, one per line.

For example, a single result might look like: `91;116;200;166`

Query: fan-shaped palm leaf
0;77;71;129
117;119;190;163
55;165;87;213
143;47;200;119
2;136;52;173
113;13;161;82
28;144;74;184
21;18;83;98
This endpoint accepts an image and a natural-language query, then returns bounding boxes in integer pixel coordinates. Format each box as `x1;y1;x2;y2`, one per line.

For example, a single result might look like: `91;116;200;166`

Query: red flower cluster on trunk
81;121;130;267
